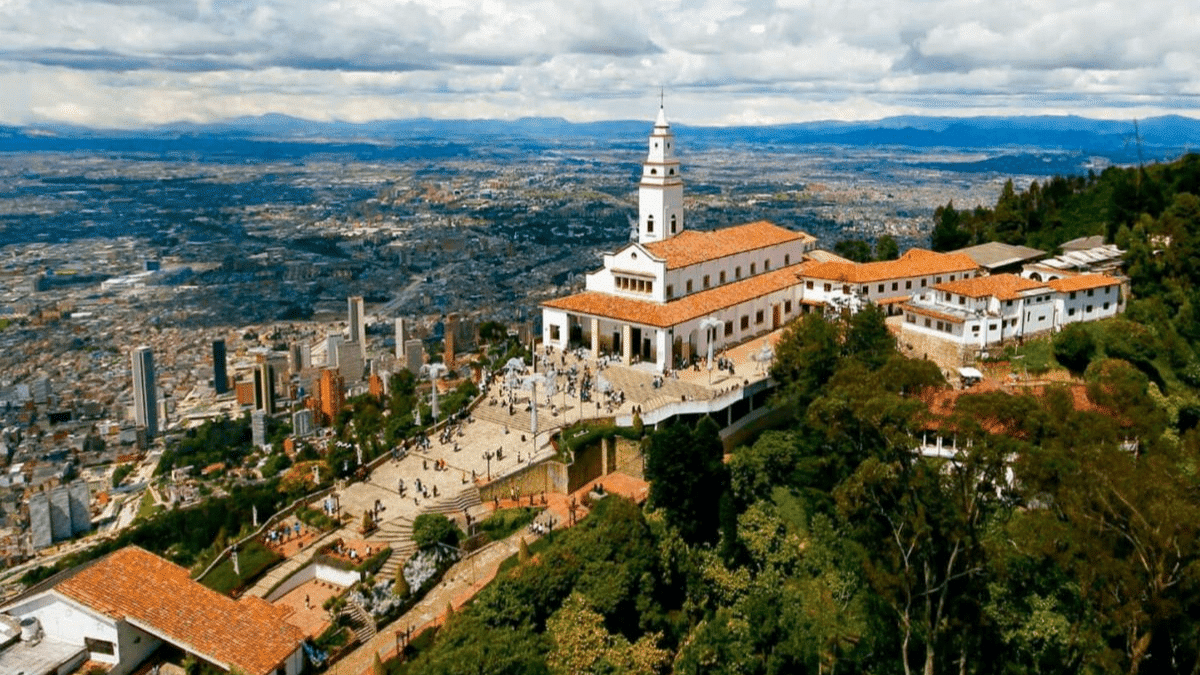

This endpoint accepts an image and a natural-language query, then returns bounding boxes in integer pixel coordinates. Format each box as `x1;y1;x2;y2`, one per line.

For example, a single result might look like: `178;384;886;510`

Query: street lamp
700;317;723;385
422;363;448;423
483;450;494;480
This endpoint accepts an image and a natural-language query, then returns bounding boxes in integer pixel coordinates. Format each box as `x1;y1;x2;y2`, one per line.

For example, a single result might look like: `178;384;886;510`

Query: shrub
412;513;460;549
1054;323;1097;374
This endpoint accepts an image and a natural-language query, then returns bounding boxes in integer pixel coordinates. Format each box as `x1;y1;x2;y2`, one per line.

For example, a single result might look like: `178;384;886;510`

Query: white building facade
541;106;816;371
900;273;1124;349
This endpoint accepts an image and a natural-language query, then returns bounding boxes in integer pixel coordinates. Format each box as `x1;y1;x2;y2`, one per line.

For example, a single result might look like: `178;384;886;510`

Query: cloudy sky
1;0;1197;128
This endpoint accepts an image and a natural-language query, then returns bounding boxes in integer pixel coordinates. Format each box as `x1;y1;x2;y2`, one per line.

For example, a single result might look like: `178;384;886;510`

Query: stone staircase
424;485;483;517
370;516;415;581
342;598;376;643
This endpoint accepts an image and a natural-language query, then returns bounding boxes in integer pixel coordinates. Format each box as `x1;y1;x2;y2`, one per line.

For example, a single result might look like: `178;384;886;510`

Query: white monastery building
541;105;1128;371
900;273;1124;349
541;106;817;371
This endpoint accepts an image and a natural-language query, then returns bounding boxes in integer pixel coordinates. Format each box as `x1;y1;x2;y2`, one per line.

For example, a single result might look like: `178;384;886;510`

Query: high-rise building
254;357;277;414
29;480;91;550
325;334;342;368
444;313;458;369
131;346;157;438
251;409;267;447
289;342;310;374
336;341;365;382
317;368;344;426
212;339;229;394
292;409;315;438
348;296;366;358
405;339;424;375
394;318;406;359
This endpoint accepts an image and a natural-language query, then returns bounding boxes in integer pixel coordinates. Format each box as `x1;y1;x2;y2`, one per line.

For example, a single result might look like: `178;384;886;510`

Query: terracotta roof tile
1046;274;1122;293
803;248;979;284
542;263;809;327
56;546;303;675
642;221;814;269
901;303;967;324
933;274;1048;301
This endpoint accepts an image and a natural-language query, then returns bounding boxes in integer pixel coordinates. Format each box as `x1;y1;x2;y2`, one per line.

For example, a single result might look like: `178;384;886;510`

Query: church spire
638;102;683;244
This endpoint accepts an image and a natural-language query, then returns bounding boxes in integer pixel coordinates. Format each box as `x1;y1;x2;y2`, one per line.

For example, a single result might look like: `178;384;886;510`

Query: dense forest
393;154;1200;675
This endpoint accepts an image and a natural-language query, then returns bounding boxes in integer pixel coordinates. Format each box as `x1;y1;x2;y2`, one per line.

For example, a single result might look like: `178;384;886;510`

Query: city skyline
1;0;1197;129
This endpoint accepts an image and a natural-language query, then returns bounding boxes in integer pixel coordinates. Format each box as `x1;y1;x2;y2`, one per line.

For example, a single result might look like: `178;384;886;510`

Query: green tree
931;201;970;251
645;417;729;546
843;303;896;370
1053;322;1098;374
413;513;460;549
875;234;900;261
833;238;873;262
771;312;841;413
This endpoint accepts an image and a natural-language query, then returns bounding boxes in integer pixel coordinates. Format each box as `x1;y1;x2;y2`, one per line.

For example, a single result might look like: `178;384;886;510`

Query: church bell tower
637;105;683;244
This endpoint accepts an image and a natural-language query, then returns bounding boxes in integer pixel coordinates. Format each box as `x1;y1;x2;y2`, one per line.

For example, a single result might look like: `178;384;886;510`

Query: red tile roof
642;221;814;269
542;263;809;327
933;274;1048;301
56;546;303;675
1047;274;1122;292
803;248;979;284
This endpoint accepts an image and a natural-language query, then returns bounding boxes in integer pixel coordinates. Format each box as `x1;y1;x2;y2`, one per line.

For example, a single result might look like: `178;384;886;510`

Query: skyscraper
348;295;366;358
212;339;229;394
254;357;277;414
394;317;406;359
131;345;157;438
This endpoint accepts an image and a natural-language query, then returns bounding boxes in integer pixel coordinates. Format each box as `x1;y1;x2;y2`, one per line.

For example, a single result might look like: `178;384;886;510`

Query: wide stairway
371;485;482;581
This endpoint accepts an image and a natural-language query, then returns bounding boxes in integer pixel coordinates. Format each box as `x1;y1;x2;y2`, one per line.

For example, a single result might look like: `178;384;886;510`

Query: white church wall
542;309;570;351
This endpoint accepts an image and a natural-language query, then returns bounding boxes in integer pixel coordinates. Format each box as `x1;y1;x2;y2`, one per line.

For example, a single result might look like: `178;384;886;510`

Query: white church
540;106;817;371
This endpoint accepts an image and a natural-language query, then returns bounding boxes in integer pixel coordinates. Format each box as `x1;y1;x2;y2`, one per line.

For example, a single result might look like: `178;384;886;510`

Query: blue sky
1;0;1197;128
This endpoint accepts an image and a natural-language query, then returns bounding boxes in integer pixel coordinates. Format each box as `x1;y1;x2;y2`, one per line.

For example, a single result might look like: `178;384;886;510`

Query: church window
719;271;726;284
686;280;693;293
647;215;654;233
736;267;742;279
669;168;675;175
671;215;677;233
765;259;771;270
703;275;710;289
650;168;657;175
750;263;757;274
654;142;659;148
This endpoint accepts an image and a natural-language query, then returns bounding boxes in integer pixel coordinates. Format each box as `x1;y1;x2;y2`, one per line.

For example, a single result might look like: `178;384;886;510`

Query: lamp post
483;450;494;480
700;317;723;385
422;363;448;423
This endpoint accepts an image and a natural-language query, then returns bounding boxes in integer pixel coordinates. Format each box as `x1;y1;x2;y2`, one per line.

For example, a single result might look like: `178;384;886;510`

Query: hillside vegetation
393;154;1200;675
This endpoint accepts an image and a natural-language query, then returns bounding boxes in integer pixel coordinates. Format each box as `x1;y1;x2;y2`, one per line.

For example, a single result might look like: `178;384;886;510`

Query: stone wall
899;325;969;373
479;460;568;503
613;437;645;480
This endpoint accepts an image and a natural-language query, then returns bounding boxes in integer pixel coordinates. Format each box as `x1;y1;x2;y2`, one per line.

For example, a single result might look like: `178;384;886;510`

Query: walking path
245;528;343;598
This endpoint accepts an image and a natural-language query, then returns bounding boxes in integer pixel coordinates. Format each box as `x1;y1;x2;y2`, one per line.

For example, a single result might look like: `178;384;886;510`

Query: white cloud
0;0;1196;126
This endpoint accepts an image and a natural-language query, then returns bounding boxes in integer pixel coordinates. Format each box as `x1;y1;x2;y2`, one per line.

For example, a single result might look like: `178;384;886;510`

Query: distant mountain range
2;113;1197;162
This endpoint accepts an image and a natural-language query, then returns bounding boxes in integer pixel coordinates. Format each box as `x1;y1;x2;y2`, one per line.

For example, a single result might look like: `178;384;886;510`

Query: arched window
646;215;654;233
670;215;677;233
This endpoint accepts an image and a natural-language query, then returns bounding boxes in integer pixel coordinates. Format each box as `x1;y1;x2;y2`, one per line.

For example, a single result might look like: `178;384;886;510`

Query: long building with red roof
540;106;817;371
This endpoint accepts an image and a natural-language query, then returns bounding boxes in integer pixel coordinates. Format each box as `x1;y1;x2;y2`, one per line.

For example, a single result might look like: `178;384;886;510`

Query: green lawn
477;507;539;542
196;539;282;595
136;490;163;521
